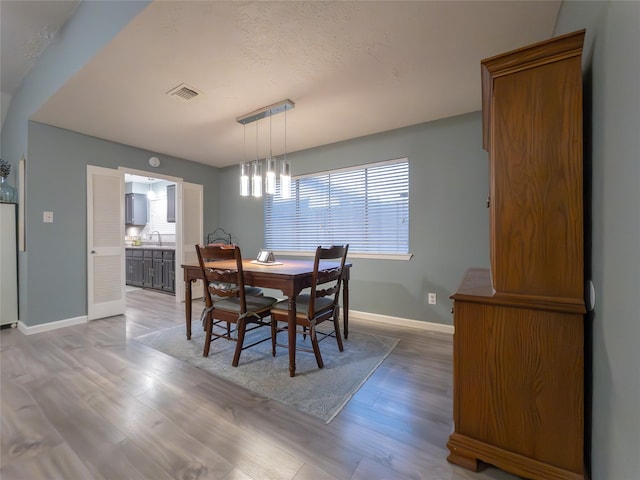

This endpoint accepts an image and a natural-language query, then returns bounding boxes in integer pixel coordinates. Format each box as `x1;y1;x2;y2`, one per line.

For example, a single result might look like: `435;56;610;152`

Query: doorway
87;165;203;321
124;173;177;295
118;166;204;305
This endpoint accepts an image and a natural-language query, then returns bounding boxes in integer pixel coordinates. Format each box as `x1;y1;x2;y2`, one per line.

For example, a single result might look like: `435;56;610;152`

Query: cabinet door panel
490;58;583;301
454;300;583;472
152;257;164;289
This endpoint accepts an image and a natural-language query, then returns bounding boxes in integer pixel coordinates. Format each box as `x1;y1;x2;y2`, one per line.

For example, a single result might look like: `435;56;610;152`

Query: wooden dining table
181;259;351;377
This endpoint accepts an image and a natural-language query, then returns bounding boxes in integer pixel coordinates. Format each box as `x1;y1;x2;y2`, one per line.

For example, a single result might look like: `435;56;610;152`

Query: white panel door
176;181;203;302
87;165;125;320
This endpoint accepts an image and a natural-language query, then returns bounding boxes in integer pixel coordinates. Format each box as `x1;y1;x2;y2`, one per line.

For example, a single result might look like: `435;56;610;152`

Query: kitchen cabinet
126;247;175;294
142;250;153;287
162;250;175;293
166;184;176;223
125;193;147;226
152;250;164;290
447;30;587;480
128;249;144;287
125;249;134;285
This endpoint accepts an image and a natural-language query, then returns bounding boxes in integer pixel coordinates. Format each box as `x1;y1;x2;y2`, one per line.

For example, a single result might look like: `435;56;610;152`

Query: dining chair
270;244;349;369
195;244;277;366
206;229;262;296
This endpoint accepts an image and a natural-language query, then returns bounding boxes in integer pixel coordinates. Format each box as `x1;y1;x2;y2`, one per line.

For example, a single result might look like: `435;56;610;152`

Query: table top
183;259;349;277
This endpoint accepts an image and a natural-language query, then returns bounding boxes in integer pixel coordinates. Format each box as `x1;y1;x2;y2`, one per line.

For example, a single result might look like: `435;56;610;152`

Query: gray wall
555;2;640;478
24;122;220;326
0;1;151;326
3;1;639;477
219;112;490;324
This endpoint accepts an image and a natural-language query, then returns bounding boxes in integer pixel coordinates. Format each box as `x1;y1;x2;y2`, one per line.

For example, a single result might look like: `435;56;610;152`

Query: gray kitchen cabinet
152;250;164;289
125;193;147;226
142;250;153;287
166;184;176;223
125;249;134;284
126;247;175;294
126;249;144;287
162;250;175;293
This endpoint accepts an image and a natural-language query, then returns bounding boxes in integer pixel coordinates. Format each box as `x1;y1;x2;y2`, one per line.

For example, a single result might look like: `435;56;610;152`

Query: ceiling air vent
166;83;201;101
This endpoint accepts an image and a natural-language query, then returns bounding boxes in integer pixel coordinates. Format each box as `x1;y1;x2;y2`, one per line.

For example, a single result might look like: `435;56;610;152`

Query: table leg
288;296;297;377
185;279;193;340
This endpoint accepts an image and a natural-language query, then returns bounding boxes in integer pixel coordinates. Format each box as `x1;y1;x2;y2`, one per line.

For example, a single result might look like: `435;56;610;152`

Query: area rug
133;323;399;423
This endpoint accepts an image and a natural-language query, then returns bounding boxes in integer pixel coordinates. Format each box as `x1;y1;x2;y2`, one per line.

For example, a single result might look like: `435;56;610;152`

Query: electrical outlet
428;292;437;304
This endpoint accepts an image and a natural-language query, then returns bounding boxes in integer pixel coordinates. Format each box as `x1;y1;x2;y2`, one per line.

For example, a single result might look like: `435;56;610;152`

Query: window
265;158;409;257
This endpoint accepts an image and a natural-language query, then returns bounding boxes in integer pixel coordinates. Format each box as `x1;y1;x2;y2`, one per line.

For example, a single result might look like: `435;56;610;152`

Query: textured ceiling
7;1;561;168
0;0;80;125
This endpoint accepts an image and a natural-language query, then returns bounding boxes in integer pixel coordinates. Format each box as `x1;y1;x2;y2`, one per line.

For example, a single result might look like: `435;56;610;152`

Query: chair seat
210;282;262;296
244;286;263;296
272;294;334;317
216;295;277;314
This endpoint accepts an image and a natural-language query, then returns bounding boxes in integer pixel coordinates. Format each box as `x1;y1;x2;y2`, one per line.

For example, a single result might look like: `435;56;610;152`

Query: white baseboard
348;310;454;334
13;310;453;336
18;315;87;335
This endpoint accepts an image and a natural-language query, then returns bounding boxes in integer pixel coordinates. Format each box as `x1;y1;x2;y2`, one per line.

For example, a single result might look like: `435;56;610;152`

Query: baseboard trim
349;310;454;334
18;315;87;335
14;310;453;336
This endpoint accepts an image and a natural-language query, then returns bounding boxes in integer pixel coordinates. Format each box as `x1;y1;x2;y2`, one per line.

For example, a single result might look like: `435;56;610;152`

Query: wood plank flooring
1;289;521;480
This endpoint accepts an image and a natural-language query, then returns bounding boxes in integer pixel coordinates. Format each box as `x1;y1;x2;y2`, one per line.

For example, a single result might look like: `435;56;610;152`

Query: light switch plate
43;211;53;223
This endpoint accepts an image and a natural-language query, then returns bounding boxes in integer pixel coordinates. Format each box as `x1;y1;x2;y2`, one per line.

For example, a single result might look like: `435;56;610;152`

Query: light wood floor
1;289;521;480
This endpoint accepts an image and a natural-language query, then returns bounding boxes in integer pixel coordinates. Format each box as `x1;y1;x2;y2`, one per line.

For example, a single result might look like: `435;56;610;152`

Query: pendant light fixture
280;107;291;199
251;121;262;197
236;99;295;199
265;114;276;195
240;125;250;196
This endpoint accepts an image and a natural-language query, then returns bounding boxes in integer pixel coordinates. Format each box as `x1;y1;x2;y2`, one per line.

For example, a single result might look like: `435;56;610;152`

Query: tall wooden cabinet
447;31;587;480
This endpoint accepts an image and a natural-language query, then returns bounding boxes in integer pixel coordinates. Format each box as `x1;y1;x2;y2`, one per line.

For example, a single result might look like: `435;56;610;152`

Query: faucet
150;231;161;246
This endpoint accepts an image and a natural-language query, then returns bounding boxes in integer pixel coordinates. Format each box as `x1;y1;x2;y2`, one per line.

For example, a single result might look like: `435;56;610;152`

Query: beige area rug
133;322;398;423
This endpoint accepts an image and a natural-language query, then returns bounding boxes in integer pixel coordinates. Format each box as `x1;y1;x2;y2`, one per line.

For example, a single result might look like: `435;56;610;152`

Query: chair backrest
308;244;349;318
206;227;231;245
195;244;247;312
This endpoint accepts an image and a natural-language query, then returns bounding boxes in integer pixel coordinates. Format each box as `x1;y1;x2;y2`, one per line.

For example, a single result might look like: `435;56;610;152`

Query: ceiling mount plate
236;99;295;125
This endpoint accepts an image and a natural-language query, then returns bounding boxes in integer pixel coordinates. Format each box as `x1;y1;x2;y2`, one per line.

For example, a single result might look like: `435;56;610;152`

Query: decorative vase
0;176;16;203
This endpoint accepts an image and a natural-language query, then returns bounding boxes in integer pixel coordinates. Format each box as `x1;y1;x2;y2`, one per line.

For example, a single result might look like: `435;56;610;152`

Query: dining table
181;259;351;377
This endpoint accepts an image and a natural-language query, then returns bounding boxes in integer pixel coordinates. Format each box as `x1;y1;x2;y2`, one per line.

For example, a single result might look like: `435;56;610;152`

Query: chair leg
310;325;324;369
333;311;344;352
203;313;213;357
232;319;247;367
270;318;277;357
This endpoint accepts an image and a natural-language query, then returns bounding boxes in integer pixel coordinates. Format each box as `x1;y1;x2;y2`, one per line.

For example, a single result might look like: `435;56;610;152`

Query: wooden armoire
447;30;587;480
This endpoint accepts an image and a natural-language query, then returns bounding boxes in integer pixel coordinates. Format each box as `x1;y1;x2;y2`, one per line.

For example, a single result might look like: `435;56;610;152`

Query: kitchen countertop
126;245;175;250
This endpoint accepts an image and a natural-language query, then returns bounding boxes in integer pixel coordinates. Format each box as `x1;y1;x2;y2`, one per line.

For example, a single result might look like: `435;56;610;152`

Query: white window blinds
265;158;409;254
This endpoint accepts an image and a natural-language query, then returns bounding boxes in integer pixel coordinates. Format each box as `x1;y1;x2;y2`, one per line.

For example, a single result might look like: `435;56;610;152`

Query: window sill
273;250;413;261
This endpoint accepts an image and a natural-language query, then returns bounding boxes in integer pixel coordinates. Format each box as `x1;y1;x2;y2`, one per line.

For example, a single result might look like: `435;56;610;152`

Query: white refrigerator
0;203;18;326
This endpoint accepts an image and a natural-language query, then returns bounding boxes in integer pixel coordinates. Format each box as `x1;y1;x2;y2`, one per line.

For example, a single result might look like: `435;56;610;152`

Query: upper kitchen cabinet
125;193;147;226
166;184;176;223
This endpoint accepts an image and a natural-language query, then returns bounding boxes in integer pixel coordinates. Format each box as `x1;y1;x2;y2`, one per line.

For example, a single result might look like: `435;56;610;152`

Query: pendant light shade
280;159;291;199
240;124;250;196
265;156;276;195
240;163;250;196
280;106;291;199
252;160;262;198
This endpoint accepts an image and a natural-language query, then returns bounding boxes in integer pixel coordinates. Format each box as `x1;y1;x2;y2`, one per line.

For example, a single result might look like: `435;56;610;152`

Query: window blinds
265;158;409;254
